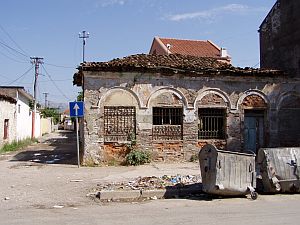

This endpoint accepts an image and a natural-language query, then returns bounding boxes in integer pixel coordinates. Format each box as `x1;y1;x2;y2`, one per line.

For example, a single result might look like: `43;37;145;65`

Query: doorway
244;110;265;153
4;119;9;139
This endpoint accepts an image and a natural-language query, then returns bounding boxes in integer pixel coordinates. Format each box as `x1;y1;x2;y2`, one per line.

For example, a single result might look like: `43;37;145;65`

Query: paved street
1;131;300;225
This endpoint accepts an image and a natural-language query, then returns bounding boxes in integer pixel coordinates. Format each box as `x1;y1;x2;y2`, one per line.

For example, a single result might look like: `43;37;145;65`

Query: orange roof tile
159;38;221;58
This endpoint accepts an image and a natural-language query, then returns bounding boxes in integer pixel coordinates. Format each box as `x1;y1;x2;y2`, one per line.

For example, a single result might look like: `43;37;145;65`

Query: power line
6;65;34;85
0;24;30;57
0;40;29;59
41;64;72;101
0;49;29;63
0;73;10;80
44;62;74;69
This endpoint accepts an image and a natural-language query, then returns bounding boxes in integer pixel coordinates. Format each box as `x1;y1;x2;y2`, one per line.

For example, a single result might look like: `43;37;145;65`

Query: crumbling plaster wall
82;71;300;165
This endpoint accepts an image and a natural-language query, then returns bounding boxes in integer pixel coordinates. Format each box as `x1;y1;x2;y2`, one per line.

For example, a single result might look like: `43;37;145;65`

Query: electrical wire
44;62;74;69
0;73;10;80
41;64;72;101
0;24;30;57
0;49;29;63
0;40;29;59
6;65;34;85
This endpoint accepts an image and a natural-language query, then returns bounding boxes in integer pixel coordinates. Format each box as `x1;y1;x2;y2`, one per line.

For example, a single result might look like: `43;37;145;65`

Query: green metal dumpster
257;147;300;193
199;144;257;199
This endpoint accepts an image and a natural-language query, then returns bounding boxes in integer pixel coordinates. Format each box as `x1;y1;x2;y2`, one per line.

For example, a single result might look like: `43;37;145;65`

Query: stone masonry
74;54;300;165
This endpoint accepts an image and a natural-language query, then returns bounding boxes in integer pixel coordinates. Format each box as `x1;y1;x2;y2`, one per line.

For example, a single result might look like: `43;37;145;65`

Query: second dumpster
199;144;257;199
257;147;300;193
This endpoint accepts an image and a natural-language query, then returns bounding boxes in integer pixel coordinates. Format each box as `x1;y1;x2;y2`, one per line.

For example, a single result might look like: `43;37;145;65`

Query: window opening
198;108;225;139
104;106;136;142
152;107;183;140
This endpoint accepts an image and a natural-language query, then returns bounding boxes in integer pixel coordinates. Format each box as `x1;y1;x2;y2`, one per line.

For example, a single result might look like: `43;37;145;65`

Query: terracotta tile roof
81;54;231;71
0;94;17;104
159;38;221;58
73;54;283;86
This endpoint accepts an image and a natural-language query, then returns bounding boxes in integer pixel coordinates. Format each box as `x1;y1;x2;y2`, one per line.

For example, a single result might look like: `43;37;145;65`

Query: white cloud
166;4;265;22
95;0;127;8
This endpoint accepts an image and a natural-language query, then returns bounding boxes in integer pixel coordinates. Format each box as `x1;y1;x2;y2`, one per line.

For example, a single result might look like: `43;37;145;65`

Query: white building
0;86;41;148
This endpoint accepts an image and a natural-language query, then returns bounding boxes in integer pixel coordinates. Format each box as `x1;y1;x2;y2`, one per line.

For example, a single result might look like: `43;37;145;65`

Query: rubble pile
96;174;201;191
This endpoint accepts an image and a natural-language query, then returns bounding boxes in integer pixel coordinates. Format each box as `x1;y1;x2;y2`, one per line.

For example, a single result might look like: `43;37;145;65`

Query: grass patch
0;138;37;153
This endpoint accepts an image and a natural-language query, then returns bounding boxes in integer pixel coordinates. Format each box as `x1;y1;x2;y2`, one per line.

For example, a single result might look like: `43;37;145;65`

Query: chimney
220;48;228;58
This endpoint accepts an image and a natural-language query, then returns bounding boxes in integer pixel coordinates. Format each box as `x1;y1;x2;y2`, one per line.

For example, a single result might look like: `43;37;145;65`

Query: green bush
125;150;151;166
190;153;199;162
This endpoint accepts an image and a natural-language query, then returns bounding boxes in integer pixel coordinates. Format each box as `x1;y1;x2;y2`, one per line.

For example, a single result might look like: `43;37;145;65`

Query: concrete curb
97;184;203;201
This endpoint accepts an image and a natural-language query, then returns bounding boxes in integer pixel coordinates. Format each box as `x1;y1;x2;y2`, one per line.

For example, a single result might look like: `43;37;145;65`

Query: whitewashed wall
0;100;17;148
16;93;32;141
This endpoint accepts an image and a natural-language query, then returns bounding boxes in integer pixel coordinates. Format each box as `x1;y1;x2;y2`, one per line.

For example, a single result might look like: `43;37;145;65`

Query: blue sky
0;0;276;106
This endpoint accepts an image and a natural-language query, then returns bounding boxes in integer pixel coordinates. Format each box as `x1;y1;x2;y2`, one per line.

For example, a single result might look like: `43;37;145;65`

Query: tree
77;91;83;101
40;108;60;124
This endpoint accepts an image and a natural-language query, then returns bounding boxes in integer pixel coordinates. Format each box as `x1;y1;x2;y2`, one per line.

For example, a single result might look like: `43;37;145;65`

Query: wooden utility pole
31;57;43;139
43;92;49;108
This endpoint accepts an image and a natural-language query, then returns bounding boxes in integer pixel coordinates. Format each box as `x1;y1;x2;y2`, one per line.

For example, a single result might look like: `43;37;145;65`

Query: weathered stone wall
260;0;300;77
81;71;300;165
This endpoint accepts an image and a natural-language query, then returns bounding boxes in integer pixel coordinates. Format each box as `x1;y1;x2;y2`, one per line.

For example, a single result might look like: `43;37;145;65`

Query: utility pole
79;30;90;62
43;92;49;108
31;57;44;139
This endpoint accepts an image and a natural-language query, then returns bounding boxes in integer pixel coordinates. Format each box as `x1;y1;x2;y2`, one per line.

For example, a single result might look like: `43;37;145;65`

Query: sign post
69;101;84;168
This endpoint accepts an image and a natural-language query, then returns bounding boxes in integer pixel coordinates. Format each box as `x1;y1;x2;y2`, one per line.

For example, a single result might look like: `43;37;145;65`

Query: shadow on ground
10;130;78;165
163;183;255;201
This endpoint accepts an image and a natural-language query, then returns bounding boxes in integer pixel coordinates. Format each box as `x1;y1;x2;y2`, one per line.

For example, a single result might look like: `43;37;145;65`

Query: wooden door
244;111;264;153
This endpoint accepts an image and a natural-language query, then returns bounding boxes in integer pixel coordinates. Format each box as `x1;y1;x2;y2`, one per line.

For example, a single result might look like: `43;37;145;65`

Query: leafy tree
77;91;83;101
40;108;60;124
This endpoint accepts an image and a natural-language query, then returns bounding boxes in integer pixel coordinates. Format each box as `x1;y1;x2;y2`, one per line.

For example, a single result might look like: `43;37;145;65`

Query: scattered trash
150;196;158;200
96;174;201;192
70;179;83;183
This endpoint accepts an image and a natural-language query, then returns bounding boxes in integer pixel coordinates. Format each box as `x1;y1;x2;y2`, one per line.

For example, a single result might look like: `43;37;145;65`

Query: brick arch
147;87;188;108
277;91;300;110
98;87;143;109
277;92;300;147
194;89;232;109
237;90;269;110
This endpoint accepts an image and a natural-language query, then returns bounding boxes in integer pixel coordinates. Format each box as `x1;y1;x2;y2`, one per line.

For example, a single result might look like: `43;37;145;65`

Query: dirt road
1;131;300;225
0;131;200;210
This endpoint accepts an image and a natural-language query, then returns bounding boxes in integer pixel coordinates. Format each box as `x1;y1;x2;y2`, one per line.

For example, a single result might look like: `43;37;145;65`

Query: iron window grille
104;106;136;142
152;107;183;140
198;108;225;139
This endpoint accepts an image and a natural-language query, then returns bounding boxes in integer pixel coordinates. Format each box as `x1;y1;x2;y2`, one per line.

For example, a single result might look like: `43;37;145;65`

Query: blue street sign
69;101;84;117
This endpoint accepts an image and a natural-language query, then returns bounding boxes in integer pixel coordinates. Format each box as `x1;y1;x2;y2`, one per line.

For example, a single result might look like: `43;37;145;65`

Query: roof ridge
158;37;209;42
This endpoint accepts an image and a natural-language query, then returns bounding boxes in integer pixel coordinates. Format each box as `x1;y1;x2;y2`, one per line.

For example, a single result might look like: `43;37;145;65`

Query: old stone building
259;0;300;148
74;54;300;165
259;0;300;77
